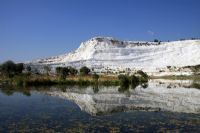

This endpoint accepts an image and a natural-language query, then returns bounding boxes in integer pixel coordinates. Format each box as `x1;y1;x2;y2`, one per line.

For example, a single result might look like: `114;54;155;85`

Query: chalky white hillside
30;37;200;76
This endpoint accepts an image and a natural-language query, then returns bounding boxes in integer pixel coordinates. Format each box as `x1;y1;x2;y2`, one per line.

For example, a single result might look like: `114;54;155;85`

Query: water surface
0;80;200;133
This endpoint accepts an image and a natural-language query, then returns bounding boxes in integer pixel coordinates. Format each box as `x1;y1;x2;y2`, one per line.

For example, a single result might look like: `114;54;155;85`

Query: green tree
130;75;139;89
60;67;69;79
15;63;24;74
56;67;69;79
118;75;129;92
68;66;78;76
80;66;90;76
0;60;24;77
136;70;148;82
1;60;16;77
118;75;129;86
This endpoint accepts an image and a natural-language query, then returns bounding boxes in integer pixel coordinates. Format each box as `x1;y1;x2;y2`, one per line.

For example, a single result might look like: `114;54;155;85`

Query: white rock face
47;80;200;115
31;37;200;75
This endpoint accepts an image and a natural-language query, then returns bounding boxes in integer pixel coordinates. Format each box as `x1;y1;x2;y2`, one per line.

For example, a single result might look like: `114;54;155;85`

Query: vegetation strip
0;60;149;89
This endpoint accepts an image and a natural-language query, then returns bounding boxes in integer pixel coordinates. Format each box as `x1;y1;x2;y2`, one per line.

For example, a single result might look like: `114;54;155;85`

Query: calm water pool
0;80;200;132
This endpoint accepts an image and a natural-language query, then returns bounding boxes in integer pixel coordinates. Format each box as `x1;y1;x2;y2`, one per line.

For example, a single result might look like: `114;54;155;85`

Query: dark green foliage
56;67;69;79
80;66;90;76
0;60;24;77
1;60;16;77
130;75;139;84
118;72;149;90
60;67;69;79
137;70;149;82
15;63;24;74
130;75;139;89
68;66;78;76
56;66;78;79
118;75;130;88
137;70;148;78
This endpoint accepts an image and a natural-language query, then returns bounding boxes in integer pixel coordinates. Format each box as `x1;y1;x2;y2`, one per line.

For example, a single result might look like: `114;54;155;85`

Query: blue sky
0;0;200;63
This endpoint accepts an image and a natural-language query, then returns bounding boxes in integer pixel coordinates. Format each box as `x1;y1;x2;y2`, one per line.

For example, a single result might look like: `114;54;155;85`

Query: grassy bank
151;75;200;80
0;74;121;87
0;73;149;89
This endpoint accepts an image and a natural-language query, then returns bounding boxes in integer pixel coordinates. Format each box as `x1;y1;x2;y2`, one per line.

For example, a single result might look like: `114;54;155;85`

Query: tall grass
1;72;149;88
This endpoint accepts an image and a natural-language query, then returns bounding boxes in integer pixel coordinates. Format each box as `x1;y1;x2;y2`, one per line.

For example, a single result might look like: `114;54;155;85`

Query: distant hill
29;37;200;76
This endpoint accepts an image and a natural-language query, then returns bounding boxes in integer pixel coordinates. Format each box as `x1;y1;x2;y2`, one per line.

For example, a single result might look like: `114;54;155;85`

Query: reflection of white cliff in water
47;80;200;115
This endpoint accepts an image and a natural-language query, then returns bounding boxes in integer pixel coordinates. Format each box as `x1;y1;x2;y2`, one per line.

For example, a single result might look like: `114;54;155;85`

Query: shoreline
1;73;200;88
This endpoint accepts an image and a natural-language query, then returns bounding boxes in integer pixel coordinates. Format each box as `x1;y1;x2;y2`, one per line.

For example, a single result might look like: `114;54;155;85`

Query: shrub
0;60;24;77
56;67;69;80
68;66;78;76
15;63;24;74
60;67;69;79
136;70;148;82
130;75;139;89
80;66;90;76
118;74;129;87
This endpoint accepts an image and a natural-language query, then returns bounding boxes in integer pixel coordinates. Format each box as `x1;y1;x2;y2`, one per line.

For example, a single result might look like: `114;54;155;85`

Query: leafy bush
130;75;139;89
136;70;148;82
80;66;90;76
118;75;129;87
118;75;130;92
15;63;24;74
68;66;78;75
56;66;78;79
0;60;24;77
56;67;69;79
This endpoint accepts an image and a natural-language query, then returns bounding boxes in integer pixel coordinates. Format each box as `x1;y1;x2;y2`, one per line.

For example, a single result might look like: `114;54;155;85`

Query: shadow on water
118;81;148;93
0;86;31;96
